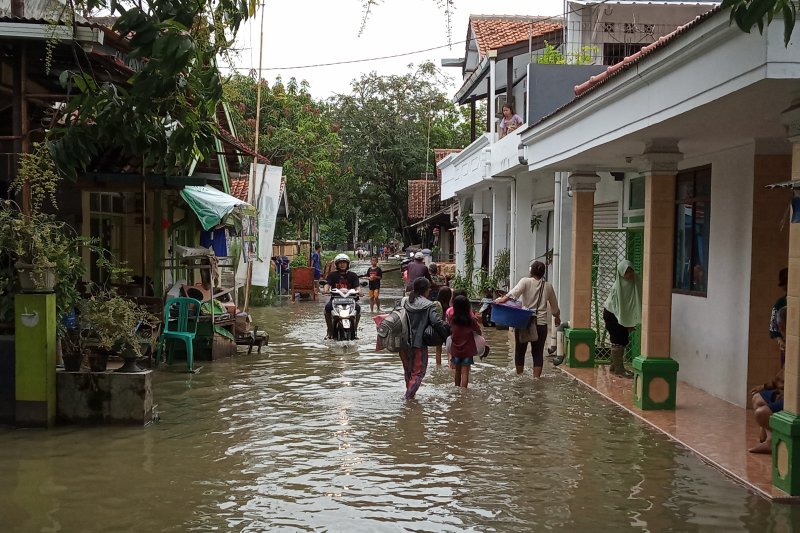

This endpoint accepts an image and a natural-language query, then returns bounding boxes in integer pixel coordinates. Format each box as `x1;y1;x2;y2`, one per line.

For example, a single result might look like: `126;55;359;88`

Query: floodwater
0;265;798;532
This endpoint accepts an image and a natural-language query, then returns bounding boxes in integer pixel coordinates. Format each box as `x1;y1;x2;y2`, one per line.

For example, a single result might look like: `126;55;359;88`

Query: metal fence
591;228;643;363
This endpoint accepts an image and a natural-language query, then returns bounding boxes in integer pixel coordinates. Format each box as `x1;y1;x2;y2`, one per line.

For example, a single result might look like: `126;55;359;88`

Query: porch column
773;100;800;495
633;139;681;411
472;192;485;276
565;172;600;368
454;196;467;275
491;183;509;280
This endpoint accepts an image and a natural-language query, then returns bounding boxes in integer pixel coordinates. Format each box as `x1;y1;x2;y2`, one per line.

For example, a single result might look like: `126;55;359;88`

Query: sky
228;0;567;100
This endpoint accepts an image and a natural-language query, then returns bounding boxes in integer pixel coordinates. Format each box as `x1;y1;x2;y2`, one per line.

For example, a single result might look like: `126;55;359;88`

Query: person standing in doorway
400;277;446;400
311;244;322;295
495;261;560;378
602;259;642;378
367;255;383;312
405;251;431;294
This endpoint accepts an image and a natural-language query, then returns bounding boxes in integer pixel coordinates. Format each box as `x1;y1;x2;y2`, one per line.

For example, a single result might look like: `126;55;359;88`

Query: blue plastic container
490;303;534;329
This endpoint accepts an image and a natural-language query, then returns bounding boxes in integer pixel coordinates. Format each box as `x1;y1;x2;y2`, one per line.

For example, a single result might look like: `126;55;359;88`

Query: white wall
670;144;754;406
594;172;623;207
512;175;536;284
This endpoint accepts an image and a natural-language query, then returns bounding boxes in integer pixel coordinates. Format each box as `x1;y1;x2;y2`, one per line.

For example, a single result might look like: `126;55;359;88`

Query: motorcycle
329;287;359;341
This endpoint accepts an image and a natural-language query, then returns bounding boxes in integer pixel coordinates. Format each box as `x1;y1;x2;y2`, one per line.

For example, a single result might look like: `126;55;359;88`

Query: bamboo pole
243;1;266;313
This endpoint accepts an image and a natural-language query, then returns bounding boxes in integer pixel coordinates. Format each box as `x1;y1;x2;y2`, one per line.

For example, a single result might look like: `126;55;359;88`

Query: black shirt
367;266;382;290
326;270;360;294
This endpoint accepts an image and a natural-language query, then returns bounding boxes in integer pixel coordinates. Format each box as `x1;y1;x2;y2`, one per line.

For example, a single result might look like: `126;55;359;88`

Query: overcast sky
228;0;566;100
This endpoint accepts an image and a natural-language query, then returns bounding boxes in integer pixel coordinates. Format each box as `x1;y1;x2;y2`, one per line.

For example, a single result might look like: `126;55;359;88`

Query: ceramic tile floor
559;365;799;502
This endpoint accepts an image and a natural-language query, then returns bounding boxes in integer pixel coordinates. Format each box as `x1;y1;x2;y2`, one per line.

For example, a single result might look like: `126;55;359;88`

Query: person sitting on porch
749;305;786;454
602;259;642;378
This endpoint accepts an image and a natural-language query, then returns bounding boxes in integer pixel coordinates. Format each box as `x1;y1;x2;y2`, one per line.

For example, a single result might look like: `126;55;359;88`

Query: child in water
434;286;453;365
446;295;487;388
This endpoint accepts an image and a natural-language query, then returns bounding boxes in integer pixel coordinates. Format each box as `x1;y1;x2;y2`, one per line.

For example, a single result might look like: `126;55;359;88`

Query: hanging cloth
199;228;228;257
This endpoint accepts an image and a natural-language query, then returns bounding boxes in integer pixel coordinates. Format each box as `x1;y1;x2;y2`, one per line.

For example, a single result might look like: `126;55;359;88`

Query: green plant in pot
0;201;71;292
78;289;158;373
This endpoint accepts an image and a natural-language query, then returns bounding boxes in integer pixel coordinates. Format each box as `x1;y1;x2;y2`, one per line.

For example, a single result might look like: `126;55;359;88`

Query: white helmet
334;253;350;269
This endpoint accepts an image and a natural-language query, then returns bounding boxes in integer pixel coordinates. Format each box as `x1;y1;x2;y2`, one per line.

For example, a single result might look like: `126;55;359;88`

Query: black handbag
423;321;451;347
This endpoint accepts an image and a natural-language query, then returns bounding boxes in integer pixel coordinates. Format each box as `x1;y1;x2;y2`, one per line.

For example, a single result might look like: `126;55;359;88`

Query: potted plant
78;289;158;373
0;201;72;291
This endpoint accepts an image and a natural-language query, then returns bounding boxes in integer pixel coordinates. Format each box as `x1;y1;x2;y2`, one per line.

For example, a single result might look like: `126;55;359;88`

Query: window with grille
603;43;647;65
674;166;711;295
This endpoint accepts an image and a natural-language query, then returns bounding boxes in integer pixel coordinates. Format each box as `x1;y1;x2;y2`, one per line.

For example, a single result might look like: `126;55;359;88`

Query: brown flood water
0;265;797;531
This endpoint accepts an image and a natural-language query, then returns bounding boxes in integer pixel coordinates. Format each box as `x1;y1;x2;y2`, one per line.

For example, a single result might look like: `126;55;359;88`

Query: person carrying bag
495;261;560;378
399;277;447;400
517;282;544;343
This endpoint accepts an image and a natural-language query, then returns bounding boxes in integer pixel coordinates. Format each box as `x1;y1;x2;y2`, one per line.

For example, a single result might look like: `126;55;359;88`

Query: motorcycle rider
323;253;362;339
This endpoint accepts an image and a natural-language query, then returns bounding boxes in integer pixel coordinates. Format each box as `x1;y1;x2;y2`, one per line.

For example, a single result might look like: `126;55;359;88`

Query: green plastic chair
157;297;201;372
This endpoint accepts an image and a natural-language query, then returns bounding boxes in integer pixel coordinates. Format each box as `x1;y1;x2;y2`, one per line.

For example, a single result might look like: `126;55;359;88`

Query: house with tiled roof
440;2;715;302
440;0;740;412
514;3;800;497
0;6;269;292
406;149;461;261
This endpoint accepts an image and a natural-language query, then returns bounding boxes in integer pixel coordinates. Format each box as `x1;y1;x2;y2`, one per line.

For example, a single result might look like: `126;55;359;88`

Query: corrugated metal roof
0;0;88;23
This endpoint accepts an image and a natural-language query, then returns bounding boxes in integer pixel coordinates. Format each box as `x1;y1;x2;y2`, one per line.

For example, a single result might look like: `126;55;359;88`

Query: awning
180;185;255;231
408;206;453;229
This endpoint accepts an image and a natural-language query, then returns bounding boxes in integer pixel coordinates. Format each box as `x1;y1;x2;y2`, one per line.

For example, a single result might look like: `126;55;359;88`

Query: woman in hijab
603;259;642;378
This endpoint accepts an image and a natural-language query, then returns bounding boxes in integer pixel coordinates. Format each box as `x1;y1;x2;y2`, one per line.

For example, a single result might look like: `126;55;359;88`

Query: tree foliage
721;0;795;45
49;0;256;176
223;74;344;233
329;62;469;245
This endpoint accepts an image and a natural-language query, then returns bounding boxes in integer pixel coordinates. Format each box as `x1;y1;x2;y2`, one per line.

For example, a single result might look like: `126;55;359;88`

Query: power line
223;0;617;73
220;40;471;71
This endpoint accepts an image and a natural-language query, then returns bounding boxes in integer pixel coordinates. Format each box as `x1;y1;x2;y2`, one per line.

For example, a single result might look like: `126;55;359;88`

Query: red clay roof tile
470;15;563;56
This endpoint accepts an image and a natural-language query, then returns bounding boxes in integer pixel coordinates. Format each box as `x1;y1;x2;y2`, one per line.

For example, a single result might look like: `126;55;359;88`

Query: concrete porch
559;365;799;503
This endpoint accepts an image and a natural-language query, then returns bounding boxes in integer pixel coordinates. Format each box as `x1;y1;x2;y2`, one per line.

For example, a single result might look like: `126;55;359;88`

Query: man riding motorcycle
323;253;362;339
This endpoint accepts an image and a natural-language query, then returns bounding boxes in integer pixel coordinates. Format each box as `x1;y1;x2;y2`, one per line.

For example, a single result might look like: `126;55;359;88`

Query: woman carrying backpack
400;277;448;400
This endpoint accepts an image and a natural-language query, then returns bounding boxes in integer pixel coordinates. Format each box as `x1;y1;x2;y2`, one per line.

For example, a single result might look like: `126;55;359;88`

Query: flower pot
62;351;83;372
15;262;56;292
115;343;145;373
89;350;110;372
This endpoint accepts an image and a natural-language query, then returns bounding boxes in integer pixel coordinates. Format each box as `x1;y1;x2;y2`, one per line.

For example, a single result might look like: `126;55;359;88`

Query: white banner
236;163;283;288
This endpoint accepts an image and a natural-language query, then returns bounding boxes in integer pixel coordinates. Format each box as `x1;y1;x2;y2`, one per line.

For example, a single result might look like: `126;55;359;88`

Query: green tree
330;62;469;245
223;74;344;235
48;0;256;176
721;0;796;46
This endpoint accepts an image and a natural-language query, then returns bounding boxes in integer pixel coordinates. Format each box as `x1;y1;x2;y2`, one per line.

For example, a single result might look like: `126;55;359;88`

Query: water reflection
0;268;795;531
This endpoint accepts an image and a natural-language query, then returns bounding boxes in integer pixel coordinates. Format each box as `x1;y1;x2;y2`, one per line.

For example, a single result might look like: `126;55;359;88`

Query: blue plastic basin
490;304;533;329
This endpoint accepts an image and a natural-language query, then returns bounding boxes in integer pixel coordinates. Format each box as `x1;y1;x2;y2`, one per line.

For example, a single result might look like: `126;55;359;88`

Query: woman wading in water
400;277;447;400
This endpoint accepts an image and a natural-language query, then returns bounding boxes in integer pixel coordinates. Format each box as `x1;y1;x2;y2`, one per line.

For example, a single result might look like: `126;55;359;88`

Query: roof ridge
573;5;721;97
